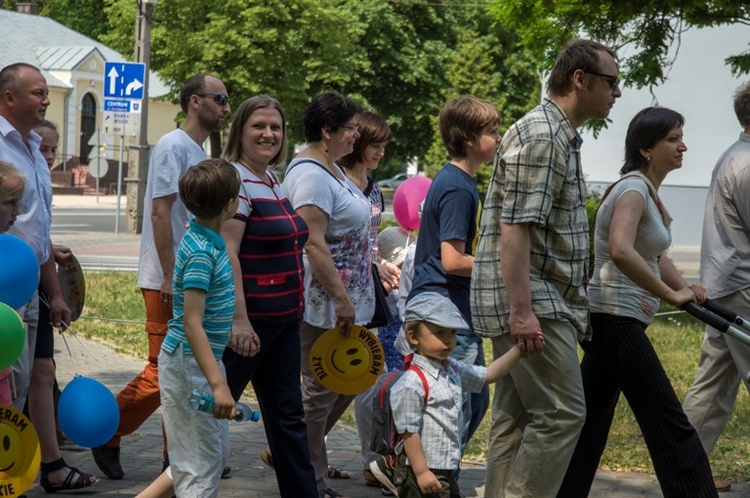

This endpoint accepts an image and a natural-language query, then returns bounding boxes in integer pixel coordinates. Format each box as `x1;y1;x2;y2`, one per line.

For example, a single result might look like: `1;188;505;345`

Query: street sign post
103;61;146;233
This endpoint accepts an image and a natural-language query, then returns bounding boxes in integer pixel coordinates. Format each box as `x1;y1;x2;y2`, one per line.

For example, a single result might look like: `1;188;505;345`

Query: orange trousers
105;289;170;459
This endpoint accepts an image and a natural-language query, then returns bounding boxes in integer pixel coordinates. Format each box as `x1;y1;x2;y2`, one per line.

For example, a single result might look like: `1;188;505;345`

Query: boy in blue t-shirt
158;158;241;497
406;95;501;457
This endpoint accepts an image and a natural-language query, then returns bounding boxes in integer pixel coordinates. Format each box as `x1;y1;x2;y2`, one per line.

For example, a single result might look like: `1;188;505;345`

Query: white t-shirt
588;172;672;324
137;129;206;290
282;158;375;328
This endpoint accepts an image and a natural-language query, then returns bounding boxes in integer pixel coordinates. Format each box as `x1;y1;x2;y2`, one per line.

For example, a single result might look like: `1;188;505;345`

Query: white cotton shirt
137;129;206;290
0;117;52;264
282;158;375;328
588;172;672;325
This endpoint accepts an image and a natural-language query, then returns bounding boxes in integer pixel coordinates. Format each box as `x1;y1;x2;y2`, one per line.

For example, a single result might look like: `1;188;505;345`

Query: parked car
378;173;411;189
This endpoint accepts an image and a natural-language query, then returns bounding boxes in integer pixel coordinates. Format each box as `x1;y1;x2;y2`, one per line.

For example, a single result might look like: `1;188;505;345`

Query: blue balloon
0;234;39;309
58;376;120;448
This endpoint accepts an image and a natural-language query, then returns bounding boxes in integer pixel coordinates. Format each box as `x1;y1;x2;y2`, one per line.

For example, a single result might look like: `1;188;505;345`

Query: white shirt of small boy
391;353;486;470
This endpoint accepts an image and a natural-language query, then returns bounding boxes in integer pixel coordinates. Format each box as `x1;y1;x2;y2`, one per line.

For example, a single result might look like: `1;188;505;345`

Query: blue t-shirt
163;219;235;359
408;163;479;333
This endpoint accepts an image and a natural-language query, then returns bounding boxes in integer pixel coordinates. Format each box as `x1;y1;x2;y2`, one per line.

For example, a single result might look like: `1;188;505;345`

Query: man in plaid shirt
470;39;621;498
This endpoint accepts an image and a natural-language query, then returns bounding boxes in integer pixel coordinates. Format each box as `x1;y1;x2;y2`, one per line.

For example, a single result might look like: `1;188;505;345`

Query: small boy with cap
390;292;542;497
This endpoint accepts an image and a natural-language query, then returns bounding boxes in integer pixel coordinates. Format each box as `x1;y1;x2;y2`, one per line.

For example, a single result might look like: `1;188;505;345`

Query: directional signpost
104;62;145;99
103;61;146;235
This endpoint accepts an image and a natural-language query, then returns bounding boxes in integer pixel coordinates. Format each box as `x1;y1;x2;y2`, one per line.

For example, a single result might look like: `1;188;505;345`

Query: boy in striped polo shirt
158;158;241;497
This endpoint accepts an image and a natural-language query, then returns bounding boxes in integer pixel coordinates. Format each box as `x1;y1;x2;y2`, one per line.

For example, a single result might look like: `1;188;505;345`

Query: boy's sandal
40;457;98;494
260;448;275;470
327;465;350;479
319;488;348;498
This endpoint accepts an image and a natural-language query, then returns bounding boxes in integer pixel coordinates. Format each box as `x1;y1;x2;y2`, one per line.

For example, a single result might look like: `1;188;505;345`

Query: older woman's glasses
340;124;360;134
196;93;230;106
585;72;620;89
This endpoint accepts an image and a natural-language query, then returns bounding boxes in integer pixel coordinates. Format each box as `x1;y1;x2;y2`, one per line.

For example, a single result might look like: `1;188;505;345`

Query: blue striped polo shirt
163;219;235;359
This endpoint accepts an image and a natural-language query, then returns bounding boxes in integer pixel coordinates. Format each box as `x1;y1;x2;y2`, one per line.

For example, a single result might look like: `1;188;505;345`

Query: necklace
238;161;271;185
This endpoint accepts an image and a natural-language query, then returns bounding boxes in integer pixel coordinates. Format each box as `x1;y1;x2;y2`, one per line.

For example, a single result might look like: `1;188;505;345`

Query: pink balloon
392;176;432;231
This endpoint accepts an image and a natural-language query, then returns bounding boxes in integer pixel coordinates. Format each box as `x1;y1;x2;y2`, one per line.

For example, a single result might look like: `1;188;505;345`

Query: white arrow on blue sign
104;61;146;100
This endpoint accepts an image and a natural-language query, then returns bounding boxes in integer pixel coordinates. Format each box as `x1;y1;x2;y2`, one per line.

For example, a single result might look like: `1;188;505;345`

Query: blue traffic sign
104;62;146;99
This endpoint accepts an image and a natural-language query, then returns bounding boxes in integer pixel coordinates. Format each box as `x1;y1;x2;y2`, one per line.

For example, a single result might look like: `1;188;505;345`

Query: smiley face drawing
0;405;40;496
0;424;23;476
326;337;370;380
310;325;385;395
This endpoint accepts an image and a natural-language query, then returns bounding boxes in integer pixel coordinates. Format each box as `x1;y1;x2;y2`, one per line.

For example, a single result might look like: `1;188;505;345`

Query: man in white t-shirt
92;73;230;479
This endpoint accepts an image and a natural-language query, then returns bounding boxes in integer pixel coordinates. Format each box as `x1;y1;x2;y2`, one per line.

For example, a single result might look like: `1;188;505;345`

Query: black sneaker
369;456;397;496
91;445;124;479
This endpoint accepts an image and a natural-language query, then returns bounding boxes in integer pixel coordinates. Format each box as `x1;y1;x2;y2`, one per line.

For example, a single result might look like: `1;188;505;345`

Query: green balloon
0;302;25;370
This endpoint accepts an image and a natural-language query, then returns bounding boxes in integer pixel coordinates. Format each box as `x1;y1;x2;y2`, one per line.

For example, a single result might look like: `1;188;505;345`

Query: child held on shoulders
157;158;241;498
391;292;543;497
0;160;24;405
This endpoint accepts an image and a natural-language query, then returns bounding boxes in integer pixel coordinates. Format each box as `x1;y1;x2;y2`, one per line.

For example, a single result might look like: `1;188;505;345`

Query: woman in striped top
220;95;317;498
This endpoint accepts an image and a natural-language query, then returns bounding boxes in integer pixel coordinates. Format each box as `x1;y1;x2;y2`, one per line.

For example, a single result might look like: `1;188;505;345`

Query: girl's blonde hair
0;160;24;192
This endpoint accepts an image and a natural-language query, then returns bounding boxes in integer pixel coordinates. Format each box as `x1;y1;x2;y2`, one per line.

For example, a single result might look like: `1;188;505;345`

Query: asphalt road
52;207;126;234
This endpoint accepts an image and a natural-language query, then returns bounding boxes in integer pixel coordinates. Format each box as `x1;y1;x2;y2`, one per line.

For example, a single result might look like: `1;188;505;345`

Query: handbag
365;263;395;329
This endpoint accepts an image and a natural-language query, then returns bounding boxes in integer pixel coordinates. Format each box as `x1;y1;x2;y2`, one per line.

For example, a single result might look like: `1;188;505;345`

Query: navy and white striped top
234;163;309;320
163;219;235;359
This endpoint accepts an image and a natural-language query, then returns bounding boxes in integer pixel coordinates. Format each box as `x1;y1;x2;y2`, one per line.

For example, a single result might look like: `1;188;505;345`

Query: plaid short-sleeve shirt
471;98;590;340
391;354;486;470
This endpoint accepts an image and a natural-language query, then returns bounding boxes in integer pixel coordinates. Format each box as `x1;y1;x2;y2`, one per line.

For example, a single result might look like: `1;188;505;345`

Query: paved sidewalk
26;195;742;497
26;335;750;497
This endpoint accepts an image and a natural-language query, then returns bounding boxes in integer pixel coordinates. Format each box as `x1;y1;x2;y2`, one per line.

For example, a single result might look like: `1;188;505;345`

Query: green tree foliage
489;0;750;89
422;18;539;196
5;0;110;40
99;0;538;174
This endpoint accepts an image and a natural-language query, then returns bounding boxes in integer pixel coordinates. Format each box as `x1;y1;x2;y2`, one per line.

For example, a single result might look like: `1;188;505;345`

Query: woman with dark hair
282;91;373;498
339;111;400;287
557;107;718;497
338;111;402;488
220;95;317;497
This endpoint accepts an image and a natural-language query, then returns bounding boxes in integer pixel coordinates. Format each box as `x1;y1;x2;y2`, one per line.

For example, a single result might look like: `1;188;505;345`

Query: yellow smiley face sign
0;405;40;497
309;325;385;395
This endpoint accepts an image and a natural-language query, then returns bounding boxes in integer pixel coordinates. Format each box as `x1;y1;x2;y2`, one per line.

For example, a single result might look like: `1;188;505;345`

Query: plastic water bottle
189;390;260;423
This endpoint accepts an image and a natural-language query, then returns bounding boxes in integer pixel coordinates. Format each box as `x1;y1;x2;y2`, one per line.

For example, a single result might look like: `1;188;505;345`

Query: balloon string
59;332;79;377
38;295;99;361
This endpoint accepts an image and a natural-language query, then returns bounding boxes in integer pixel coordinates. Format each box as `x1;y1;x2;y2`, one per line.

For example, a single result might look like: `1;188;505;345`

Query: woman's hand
665;287;697;308
229;317;260;357
334;295;356;336
377;261;400;289
689;284;707;304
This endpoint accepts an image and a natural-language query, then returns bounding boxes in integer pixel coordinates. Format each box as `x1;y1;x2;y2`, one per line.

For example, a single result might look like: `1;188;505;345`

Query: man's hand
52;244;73;267
160;277;173;309
509;308;544;357
48;294;71;330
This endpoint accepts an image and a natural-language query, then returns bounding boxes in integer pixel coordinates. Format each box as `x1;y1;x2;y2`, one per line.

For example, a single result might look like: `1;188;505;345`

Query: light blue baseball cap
403;292;469;330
